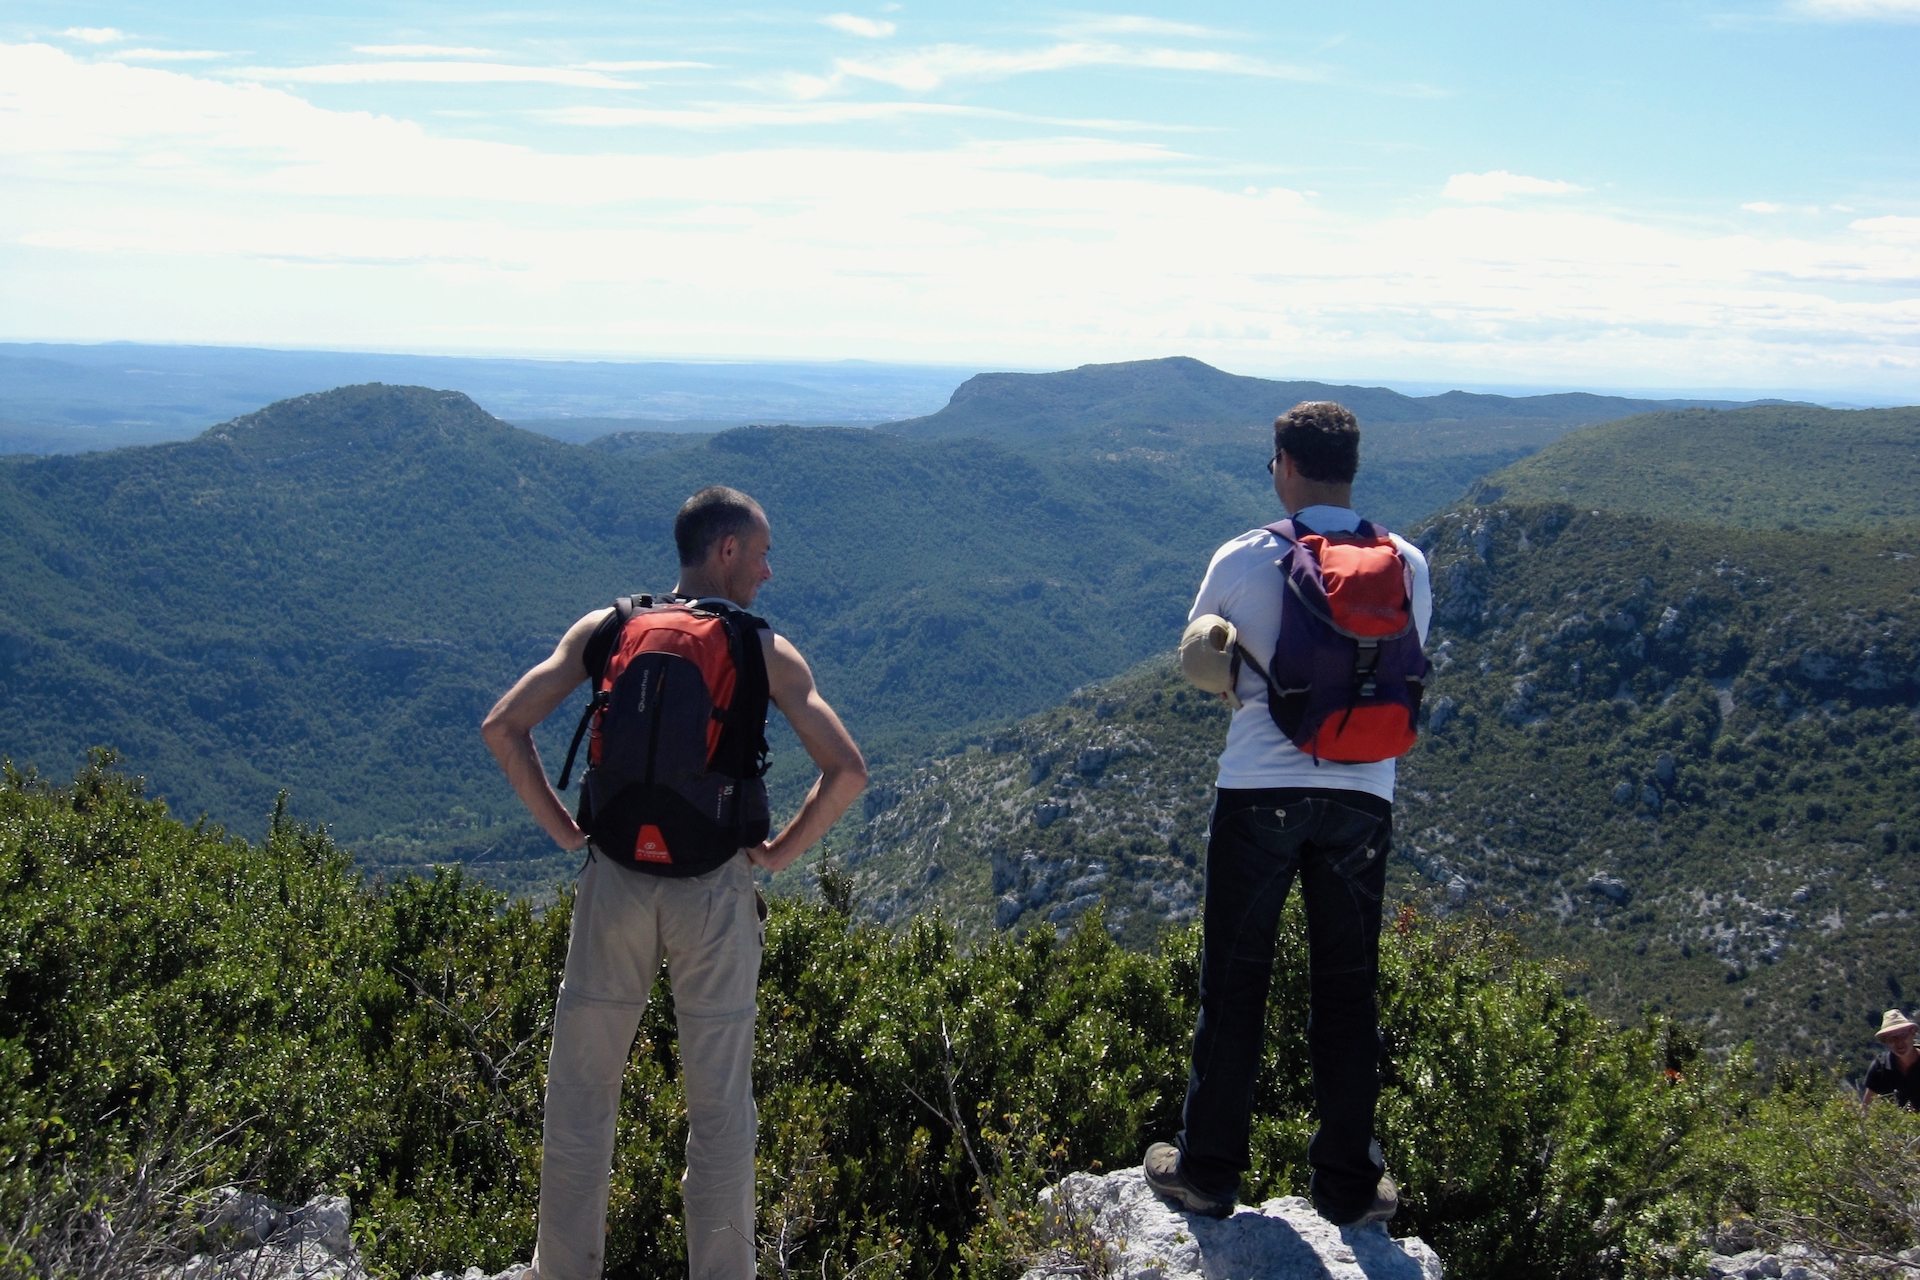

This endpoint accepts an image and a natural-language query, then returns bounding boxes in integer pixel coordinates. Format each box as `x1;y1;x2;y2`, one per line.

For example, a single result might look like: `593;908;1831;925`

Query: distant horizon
4;337;1909;412
4;3;1914;402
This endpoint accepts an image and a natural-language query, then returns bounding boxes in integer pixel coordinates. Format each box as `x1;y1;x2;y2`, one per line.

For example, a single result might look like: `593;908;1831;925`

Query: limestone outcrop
1022;1168;1442;1280
169;1190;360;1280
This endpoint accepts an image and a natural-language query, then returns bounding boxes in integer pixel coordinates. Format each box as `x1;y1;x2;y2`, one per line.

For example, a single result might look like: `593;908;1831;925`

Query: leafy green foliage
1707;1072;1920;1275
1477;404;1920;529
0;752;567;1275
3;754;1842;1280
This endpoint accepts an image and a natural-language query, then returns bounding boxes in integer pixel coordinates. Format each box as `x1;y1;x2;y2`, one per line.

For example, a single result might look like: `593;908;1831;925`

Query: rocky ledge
168;1189;360;1280
1022;1168;1442;1280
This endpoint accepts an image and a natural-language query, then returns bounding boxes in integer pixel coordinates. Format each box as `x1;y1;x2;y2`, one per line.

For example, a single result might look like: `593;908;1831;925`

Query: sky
2;1;1917;398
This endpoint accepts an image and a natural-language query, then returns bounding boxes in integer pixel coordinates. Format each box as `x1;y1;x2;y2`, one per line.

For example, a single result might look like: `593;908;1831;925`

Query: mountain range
0;376;1283;893
882;356;1811;532
3;354;1916;1065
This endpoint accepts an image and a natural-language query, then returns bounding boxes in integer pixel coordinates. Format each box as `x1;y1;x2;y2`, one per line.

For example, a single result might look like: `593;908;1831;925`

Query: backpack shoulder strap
709;607;774;783
581;595;645;686
1354;518;1391;541
559;595;646;791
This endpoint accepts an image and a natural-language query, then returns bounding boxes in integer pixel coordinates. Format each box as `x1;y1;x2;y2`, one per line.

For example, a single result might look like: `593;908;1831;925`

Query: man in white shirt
1142;401;1432;1227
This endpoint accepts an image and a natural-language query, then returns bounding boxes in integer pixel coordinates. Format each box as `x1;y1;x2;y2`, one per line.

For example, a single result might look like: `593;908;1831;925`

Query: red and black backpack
1231;518;1430;764
556;594;773;876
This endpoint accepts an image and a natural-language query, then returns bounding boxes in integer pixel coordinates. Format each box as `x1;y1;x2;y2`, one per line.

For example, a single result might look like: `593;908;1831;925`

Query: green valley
0;382;1277;894
1;357;1743;892
841;502;1920;1061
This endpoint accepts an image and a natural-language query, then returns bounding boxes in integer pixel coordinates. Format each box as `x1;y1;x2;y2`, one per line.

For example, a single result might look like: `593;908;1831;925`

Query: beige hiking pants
532;851;765;1280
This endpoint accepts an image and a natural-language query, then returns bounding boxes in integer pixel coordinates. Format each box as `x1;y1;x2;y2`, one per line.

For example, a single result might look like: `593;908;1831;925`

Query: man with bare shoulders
482;485;866;1280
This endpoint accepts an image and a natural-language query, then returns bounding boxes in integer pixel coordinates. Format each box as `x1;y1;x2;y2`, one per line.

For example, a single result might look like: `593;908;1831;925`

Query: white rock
173;1189;366;1280
1022;1168;1442;1280
287;1195;353;1255
203;1187;285;1245
174;1240;362;1280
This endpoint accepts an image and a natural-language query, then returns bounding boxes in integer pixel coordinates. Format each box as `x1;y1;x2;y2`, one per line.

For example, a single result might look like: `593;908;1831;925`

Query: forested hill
878;356;1800;535
1475;403;1920;529
885;356;1787;442
0;383;1280;892
840;504;1920;1062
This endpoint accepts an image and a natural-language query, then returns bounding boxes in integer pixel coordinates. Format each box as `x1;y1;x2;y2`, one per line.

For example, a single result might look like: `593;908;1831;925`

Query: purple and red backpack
1232;518;1430;764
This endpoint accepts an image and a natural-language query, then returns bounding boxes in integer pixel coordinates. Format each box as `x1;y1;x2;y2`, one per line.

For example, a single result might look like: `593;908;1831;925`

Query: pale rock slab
172;1192;362;1280
1024;1169;1442;1280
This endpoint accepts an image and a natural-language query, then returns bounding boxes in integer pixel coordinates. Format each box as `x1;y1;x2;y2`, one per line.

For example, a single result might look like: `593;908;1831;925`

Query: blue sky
2;1;1917;396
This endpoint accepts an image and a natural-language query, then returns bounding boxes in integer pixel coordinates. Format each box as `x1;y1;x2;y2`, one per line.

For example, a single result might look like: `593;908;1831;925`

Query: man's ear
713;533;739;566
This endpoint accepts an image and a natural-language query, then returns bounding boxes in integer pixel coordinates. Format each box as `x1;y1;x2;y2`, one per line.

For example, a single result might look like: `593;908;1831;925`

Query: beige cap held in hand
1180;614;1242;709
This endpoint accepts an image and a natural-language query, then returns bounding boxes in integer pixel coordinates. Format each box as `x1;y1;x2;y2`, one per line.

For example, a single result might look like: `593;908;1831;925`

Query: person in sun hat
1863;1009;1920;1111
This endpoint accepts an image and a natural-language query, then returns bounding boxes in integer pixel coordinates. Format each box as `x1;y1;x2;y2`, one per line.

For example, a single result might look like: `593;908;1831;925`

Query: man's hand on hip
756;632;866;872
481;608;610;851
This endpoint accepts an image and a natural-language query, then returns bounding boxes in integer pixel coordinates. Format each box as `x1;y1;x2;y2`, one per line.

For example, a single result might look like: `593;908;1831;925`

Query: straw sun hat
1876;1009;1919;1043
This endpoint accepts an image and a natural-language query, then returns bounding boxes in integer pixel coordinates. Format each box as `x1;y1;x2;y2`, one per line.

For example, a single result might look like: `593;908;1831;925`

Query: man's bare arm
751;631;867;874
481;609;610;851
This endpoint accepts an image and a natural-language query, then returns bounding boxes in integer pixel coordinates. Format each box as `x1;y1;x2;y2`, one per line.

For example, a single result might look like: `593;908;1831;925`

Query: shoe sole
1143;1176;1233;1219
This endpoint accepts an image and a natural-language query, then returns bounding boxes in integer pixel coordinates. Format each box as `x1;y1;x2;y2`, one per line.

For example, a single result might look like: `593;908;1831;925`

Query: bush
0;755;1903;1280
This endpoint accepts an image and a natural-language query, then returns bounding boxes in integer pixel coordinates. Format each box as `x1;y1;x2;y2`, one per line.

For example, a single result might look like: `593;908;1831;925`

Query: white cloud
548;101;1191;132
230;61;638;88
354;45;495;57
1789;0;1920;18
1056;16;1230;38
576;60;713;71
1;42;1916;391
1743;201;1783;213
113;49;231;63
790;40;1318;96
1853;216;1920;242
822;14;898;39
1442;170;1581;202
61;27;125;43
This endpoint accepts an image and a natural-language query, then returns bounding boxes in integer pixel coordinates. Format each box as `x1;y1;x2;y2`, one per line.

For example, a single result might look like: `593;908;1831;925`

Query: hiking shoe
1314;1172;1399;1228
1141;1142;1235;1219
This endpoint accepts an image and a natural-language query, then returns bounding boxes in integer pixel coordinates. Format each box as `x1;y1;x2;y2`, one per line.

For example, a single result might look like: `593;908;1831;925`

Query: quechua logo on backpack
1232;519;1430;764
555;595;773;876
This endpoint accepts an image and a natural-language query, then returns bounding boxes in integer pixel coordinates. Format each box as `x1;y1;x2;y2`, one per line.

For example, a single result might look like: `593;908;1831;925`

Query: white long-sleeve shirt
1189;505;1432;801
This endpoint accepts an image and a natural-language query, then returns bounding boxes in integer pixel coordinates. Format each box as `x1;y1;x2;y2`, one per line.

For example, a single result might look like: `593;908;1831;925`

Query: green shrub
5;755;1908;1280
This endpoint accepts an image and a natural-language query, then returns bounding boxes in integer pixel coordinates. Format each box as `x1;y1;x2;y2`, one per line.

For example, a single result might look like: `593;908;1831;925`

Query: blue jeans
1175;786;1392;1220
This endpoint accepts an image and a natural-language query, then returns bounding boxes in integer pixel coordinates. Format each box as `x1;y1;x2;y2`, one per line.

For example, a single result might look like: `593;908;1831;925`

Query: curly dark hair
1274;400;1360;484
